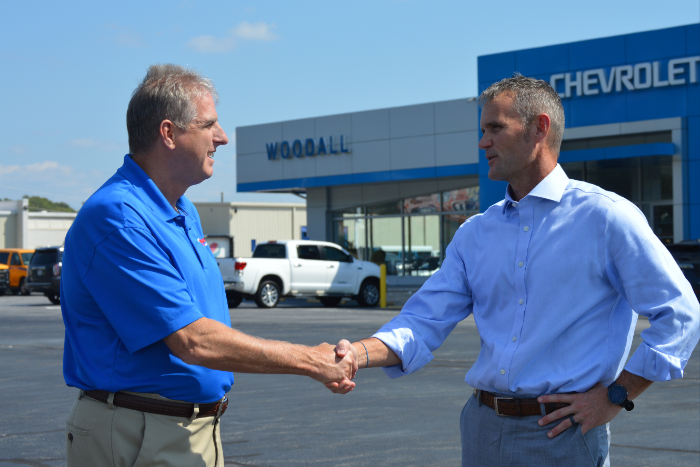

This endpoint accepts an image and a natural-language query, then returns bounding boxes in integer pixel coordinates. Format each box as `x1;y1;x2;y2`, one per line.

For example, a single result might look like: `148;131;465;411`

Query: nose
478;133;490;150
214;123;229;147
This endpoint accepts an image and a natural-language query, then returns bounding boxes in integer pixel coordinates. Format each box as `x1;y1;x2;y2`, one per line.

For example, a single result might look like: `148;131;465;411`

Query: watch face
608;385;627;405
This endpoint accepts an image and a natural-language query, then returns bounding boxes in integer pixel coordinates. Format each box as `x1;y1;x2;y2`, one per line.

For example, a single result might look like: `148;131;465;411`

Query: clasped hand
313;339;358;394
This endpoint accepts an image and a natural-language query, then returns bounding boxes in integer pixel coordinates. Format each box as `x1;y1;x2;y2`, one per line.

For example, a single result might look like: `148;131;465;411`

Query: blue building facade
236;24;699;285
479;24;700;242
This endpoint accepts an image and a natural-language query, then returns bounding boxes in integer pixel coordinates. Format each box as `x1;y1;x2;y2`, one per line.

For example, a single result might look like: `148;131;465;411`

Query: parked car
217;240;381;309
0;248;34;295
666;241;700;300
25;246;63;304
0;267;9;294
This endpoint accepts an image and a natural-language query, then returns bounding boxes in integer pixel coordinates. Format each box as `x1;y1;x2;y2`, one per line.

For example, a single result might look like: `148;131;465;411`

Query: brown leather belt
476;389;569;417
83;390;227;419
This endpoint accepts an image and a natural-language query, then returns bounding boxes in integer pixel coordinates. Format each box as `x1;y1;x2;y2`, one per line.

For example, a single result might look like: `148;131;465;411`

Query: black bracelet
359;341;369;368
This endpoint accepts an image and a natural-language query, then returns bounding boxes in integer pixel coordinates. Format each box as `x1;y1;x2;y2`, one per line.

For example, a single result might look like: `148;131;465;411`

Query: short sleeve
83;227;204;353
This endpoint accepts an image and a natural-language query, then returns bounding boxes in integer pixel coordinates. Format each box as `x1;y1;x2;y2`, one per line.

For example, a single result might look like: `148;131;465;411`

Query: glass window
560;162;585;182
443;187;479;212
642;156;673;202
252;244;287;258
333;218;366;260
29;250;59;265
442;213;473;257
366;200;402;215
368;217;403;275
0;253;8;265
404;215;441;276
11;253;21;266
296;245;321;260
332;206;364;218
323;246;351;262
653;205;674;243
404;194;440;214
586;158;641;202
21;253;33;265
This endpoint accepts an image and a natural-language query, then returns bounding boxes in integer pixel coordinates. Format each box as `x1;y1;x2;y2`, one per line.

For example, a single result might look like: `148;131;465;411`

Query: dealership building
236;24;700;285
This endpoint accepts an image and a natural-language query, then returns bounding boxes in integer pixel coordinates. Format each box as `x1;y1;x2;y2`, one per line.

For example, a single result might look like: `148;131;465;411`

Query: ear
533;113;551;145
159;120;177;150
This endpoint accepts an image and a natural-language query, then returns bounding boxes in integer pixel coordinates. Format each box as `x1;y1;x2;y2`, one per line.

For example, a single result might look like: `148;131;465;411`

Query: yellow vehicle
0;249;35;295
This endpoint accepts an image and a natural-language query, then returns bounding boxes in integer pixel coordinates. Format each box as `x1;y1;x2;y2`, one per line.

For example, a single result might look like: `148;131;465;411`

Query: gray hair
478;73;565;154
127;64;219;154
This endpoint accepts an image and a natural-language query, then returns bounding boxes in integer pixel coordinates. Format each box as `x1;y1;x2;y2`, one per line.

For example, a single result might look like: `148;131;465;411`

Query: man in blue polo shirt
61;64;357;467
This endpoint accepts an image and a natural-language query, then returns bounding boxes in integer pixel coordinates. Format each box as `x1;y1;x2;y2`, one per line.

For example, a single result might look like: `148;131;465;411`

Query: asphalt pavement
0;294;698;466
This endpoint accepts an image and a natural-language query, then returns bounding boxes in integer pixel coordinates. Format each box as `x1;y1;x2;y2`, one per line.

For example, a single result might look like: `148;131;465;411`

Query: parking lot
0;294;698;466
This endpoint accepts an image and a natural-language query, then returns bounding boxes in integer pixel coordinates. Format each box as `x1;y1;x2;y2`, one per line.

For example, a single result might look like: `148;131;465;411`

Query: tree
22;195;76;213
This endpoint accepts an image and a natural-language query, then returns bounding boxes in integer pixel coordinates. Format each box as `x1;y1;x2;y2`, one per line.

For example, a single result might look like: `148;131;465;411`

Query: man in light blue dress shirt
330;75;700;466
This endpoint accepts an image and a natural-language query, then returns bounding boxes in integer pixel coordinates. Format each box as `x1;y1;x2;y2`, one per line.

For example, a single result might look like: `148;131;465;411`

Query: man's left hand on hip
536;383;621;439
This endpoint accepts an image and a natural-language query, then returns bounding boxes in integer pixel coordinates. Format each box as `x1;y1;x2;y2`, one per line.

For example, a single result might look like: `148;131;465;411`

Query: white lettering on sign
550;56;699;98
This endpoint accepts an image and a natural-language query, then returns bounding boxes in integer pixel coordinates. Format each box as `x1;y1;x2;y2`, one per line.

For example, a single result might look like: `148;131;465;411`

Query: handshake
306;338;400;394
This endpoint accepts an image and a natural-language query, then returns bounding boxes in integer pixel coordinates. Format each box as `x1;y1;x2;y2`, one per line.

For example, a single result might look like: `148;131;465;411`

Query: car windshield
31;250;59;265
0;253;8;265
21;253;33;264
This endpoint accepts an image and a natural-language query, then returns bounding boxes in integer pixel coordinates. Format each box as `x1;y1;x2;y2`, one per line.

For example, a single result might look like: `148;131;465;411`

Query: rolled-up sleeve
604;200;700;381
373;237;474;378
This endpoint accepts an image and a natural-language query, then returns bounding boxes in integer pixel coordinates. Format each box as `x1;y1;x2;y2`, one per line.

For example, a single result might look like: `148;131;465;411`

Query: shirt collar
502;164;569;214
117;154;183;221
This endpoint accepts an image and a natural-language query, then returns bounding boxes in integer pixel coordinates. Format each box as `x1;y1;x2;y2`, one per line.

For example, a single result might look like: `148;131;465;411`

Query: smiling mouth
486;154;497;163
208;152;215;159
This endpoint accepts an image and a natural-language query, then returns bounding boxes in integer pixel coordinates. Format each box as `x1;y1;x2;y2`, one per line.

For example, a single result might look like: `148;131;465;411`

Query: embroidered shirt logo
198;238;209;247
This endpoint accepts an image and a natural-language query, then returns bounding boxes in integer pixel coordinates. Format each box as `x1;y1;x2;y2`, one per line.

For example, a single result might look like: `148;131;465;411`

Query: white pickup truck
217;240;381;308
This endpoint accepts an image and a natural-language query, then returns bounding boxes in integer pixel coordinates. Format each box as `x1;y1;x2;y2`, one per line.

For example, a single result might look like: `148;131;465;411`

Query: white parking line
45;306;60;310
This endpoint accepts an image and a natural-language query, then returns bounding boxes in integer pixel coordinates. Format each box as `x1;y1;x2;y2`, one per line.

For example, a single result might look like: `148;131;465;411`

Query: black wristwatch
607;381;634;411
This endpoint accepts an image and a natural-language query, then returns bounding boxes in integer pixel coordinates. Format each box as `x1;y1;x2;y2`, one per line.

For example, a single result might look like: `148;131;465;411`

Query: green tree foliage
22;195;75;213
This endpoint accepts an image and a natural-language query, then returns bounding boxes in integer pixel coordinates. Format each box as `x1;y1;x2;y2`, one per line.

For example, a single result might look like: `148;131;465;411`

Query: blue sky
1;0;698;209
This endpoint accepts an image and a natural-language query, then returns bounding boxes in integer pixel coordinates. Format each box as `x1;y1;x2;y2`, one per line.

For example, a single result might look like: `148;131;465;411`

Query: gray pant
460;394;610;467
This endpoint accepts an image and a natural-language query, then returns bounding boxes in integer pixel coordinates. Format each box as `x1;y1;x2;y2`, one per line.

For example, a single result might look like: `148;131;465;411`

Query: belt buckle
493;396;513;416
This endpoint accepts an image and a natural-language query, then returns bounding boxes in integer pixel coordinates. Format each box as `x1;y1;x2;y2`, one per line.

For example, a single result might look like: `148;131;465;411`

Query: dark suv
26;246;63;304
0;268;8;294
666;241;700;300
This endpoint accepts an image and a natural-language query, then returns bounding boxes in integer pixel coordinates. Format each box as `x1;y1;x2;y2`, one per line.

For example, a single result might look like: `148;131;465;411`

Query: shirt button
518;262;524;267
500;369;506;375
511;202;517;207
512;336;517;342
519;299;524;305
524;226;529;232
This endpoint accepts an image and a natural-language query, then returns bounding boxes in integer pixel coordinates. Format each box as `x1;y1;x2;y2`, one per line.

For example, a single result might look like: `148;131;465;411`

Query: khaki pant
65;391;224;467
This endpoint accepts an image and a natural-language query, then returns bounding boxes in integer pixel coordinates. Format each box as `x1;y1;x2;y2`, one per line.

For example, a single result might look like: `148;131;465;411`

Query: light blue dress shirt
374;165;700;396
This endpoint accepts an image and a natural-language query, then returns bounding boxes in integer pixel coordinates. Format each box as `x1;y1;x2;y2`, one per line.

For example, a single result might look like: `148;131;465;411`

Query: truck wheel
19;278;30;296
357;279;380;307
255;280;280;308
47;293;60;305
319;297;342;307
226;291;243;308
0;288;5;296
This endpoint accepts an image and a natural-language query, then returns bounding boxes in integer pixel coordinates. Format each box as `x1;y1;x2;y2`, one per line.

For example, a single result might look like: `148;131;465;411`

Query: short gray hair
127;64;219;154
478;73;565;154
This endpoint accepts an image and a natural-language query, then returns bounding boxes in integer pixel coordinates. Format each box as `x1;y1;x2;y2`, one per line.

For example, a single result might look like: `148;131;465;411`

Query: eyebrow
480;121;502;132
195;117;218;128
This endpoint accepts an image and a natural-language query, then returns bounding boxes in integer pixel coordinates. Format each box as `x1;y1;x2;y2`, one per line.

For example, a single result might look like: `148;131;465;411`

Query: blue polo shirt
61;154;234;403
